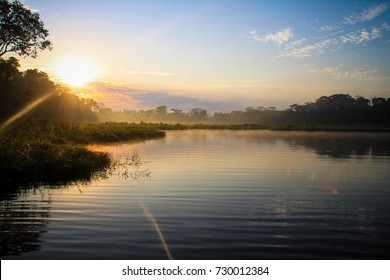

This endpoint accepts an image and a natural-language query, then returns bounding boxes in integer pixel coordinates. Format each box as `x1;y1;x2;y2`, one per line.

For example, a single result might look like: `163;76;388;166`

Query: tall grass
0;126;109;186
0;121;165;187
78;122;165;143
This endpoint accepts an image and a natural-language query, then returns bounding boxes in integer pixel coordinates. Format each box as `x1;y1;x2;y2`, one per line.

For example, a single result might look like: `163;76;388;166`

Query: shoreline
123;122;390;133
1;121;389;188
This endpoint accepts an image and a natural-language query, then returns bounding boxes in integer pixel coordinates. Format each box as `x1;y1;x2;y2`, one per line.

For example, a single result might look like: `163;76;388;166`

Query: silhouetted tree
155;105;167;115
0;0;52;58
371;97;390;124
190;108;208;120
0;57;97;123
170;108;186;120
0;56;25;120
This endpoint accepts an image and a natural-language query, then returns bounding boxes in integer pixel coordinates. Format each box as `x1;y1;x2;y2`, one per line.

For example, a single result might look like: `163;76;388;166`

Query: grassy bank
120;122;390;132
77;122;166;143
0;122;165;187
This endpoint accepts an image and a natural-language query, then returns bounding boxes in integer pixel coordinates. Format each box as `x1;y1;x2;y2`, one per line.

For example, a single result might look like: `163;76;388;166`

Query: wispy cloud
278;39;336;58
249;27;294;46
126;70;183;76
343;3;389;25
340;27;382;44
211;79;265;88
320;3;390;31
320;25;336;31
251;3;389;59
278;23;389;58
309;65;389;80
285;39;306;49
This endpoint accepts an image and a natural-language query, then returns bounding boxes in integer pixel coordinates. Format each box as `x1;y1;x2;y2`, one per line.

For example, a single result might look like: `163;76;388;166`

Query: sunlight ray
1;92;53;129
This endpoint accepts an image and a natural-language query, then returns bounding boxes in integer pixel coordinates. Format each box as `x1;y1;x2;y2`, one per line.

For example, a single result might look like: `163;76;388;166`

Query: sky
18;0;390;112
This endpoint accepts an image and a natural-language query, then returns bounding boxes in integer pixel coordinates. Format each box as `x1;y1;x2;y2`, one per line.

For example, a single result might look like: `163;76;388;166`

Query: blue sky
20;0;390;111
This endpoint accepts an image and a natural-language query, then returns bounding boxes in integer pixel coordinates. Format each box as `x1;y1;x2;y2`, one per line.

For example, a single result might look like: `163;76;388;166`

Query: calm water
1;130;390;259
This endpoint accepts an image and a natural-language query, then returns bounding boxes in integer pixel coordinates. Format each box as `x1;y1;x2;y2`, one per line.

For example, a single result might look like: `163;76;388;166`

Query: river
1;130;390;259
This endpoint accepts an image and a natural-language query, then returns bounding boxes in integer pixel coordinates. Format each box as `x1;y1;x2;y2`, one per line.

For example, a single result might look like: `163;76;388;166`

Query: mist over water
1;130;390;259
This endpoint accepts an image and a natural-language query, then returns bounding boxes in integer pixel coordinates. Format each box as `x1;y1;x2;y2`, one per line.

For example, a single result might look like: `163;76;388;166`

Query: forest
98;95;390;127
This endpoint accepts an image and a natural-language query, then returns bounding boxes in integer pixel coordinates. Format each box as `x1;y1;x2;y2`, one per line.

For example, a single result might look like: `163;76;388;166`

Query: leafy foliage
0;0;52;58
0;57;97;124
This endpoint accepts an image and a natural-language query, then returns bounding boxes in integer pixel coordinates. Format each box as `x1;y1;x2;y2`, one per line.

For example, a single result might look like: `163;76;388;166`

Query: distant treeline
1;57;390;128
97;94;390;126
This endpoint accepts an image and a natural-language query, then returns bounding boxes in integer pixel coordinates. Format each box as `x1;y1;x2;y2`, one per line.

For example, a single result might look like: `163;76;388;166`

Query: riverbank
0;122;165;187
123;122;390;132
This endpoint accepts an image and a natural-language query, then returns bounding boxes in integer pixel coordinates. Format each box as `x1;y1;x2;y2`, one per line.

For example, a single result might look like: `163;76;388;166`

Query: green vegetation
0;125;108;186
183;123;390;132
115;122;390;132
0;122;165;187
78;122;165;143
0;0;52;58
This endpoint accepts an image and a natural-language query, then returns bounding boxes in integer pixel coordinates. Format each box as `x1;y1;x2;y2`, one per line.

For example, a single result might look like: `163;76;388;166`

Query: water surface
1;130;390;259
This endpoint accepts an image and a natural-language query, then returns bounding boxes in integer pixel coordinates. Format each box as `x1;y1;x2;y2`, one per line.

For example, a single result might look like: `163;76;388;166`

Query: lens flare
139;200;173;260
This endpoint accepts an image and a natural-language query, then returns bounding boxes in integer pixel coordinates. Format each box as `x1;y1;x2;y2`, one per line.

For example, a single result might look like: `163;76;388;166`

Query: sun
56;58;97;87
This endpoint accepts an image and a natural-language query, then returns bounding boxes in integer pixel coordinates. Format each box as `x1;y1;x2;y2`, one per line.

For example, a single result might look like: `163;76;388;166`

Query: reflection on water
0;188;51;256
1;130;390;259
234;131;390;158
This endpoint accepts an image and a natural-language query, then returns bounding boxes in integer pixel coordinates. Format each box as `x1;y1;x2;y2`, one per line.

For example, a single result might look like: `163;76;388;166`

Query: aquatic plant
101;151;151;181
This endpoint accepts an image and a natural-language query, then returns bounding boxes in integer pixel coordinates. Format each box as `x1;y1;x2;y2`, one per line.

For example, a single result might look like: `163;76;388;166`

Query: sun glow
56;58;97;87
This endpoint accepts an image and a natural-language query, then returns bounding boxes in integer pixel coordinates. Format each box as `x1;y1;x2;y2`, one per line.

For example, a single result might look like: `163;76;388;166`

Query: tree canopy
0;57;97;124
0;0;52;58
